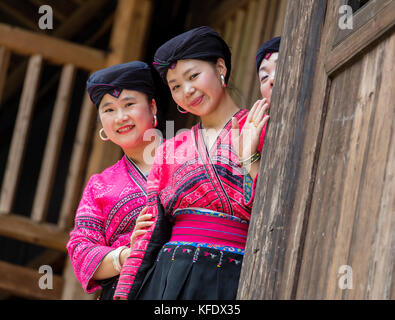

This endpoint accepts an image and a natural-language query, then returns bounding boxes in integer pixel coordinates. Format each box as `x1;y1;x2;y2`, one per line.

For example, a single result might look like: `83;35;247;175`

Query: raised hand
231;98;270;163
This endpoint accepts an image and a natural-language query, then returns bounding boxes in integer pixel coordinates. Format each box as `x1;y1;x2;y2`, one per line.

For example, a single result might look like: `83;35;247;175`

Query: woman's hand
232;98;270;161
130;207;154;248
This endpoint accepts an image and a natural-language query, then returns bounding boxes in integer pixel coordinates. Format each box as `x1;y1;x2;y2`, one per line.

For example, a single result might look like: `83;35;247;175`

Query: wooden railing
0;26;101;299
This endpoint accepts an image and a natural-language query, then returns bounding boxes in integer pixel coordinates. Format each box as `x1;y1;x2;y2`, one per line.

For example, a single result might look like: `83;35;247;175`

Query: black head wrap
153;26;231;83
86;61;155;108
256;37;281;74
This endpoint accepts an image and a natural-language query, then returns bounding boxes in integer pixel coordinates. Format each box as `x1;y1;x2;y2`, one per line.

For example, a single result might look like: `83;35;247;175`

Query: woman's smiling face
98;89;156;150
166;58;226;117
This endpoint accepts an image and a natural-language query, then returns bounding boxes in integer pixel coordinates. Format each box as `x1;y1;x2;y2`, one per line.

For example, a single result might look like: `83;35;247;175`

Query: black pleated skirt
135;243;244;300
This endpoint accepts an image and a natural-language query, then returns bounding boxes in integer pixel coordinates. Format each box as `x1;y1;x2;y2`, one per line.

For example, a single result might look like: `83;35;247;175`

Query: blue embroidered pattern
243;173;253;204
173;208;249;225
165;241;245;255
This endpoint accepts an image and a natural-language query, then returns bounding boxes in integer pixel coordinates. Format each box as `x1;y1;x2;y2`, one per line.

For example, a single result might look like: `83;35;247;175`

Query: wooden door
238;0;395;299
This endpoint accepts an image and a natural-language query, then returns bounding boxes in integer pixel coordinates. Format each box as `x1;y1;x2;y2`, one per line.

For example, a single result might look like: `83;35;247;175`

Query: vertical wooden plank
234;0;258;94
228;8;246;89
272;0;288;37
223;19;235;45
106;0;153;65
31;64;76;223
0;46;10;105
240;0;271;107
341;34;395;300
0;55;42;214
58;92;96;230
237;0;329;299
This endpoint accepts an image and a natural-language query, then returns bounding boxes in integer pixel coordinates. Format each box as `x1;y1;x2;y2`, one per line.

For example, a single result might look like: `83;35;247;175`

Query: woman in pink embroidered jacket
66;61;161;299
114;27;270;300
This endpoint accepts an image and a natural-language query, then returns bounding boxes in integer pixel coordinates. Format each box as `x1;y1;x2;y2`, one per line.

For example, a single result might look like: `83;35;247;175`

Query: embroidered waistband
173;207;249;224
169;208;249;250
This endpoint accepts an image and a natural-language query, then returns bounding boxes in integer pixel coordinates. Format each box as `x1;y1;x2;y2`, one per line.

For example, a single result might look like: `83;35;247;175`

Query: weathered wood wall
238;0;395;299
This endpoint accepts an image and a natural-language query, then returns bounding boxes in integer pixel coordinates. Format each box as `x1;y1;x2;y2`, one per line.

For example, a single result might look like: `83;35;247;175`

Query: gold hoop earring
177;105;189;114
99;128;110;141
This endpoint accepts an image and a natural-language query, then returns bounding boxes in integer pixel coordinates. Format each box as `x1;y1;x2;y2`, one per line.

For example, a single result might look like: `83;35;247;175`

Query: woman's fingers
258;114;270;132
132;230;147;237
136;213;152;223
255;102;270;123
136;221;154;229
248;98;267;122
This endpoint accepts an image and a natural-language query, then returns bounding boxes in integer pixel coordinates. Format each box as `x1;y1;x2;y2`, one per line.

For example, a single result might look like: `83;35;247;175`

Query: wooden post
57;93;96;231
237;0;328;299
0;46;10;104
0;55;42;214
31;64;76;223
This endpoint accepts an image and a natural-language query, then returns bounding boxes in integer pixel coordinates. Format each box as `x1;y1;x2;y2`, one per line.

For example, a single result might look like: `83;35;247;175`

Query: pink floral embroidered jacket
114;109;266;299
66;155;147;293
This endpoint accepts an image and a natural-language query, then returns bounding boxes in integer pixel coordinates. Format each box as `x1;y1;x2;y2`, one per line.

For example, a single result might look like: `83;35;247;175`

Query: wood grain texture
325;0;395;75
0;46;10;104
31;64;76;223
237;0;328;299
0;23;106;71
0;260;63;300
58;93;96;230
0;214;69;252
0;55;42;213
297;32;395;299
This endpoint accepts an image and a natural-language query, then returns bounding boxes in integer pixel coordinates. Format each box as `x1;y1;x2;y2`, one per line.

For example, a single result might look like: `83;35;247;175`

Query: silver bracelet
239;151;261;167
111;246;127;273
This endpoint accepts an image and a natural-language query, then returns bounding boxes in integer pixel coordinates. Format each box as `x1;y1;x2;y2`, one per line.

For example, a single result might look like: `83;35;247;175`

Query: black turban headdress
256;37;281;73
86;61;155;108
153;26;231;83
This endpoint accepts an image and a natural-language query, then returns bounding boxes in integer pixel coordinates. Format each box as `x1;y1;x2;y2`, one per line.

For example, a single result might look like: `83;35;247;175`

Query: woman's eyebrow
100;101;113;109
120;96;137;102
168;67;196;84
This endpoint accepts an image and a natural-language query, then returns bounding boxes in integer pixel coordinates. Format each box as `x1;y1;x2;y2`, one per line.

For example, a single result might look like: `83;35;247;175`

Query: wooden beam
0;46;10;104
106;0;153;65
0;260;63;299
29;0;67;22
0;1;40;31
31;64;76;223
0;55;42;214
1;0;110;105
0;214;68;252
0;23;106;71
57;93;96;230
208;0;251;28
52;0;110;41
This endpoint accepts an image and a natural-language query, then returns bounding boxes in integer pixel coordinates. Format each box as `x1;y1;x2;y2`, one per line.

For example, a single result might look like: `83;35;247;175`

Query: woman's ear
150;98;157;115
216;57;227;79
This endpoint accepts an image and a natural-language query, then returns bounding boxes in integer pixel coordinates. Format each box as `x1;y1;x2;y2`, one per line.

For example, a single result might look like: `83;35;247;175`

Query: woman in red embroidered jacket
66;61;161;299
114;27;269;300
